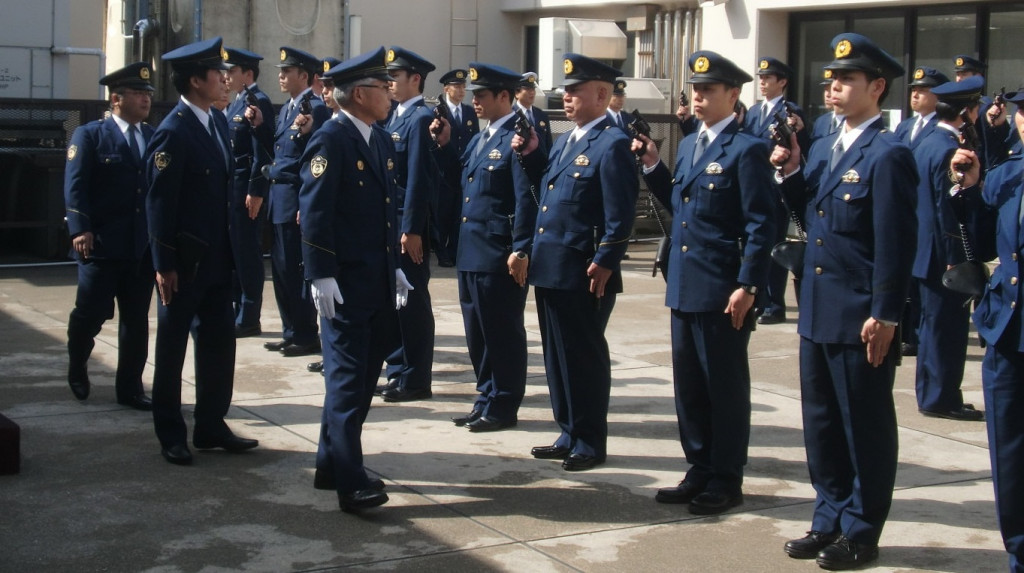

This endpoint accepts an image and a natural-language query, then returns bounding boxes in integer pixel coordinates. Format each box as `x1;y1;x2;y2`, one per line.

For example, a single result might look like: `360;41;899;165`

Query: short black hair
170;68;209;95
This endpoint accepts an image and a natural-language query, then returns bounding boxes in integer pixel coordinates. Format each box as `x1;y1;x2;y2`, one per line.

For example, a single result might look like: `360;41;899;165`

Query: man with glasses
299;48;407;512
514;72;553;155
63;62;156;410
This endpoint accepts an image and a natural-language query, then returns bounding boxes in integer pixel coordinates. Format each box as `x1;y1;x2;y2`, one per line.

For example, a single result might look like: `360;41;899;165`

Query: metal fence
0;97;683;261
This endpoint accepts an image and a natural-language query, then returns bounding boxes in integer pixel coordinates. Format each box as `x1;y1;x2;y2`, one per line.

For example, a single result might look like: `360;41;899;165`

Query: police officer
635;51;776;514
811;70;844;144
433;68;479;267
745;57;808;325
377;46;439;403
447;62;538;432
64;62;155;410
911;77;985;422
953;55;998;171
951;86;1024;573
299;47;408;513
606;80;628;130
514;72;553;155
223;48;274;339
320;57;343;117
772;33;917;569
147;37;259;465
517;53;637;471
263;46;331;357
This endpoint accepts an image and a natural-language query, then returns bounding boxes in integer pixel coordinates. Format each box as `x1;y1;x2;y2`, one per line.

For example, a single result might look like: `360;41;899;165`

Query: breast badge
66;144;77;161
488;149;502;160
841;169;860;183
574;155;590;166
310;155;328;179
705;162;723;175
391;133;401;142
154;152;171;171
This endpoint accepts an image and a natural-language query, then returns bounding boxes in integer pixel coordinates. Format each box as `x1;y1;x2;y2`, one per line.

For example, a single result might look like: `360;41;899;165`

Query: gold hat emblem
154;152;171;171
310;155;327;178
616;81;625;90
140;67;150;80
456;70;465;79
324;61;331;73
823;69;833;79
914;68;924;80
526;74;537;84
66;144;77;161
280;49;287;61
759;59;769;70
469;68;478;81
956;57;965;67
221;47;228;61
694;56;710;73
386;50;396;63
563;59;573;75
835;39;852;59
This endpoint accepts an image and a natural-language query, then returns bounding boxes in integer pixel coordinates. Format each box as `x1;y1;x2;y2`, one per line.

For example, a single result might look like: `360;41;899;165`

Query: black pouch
771;239;806;273
942;261;989;297
652;235;670;282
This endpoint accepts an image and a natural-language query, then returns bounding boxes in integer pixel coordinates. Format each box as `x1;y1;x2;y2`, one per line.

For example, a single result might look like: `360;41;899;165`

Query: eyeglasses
355;83;391;93
120;89;153;98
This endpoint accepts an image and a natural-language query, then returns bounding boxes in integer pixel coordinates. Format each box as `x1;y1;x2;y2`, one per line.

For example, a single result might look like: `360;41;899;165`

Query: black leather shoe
264;340;291;351
452;409;482;427
784;531;839;559
919;404;984;421
437;257;455;267
117;393;153;411
901;342;918;357
757;313;785;325
466;416;517;433
280;342;322;357
161;443;193;465
689;490;743;515
193;432;259;452
338;489;389;513
531;445;571;459
815;535;878;570
374;379;398;396
562;453;605;471
380;386;432;402
655;479;707;504
307;361;324;373
234;323;262;338
68;365;90;400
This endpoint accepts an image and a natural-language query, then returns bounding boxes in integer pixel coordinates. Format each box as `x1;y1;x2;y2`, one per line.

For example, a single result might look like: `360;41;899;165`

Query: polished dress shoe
280;342;322;357
466;416;517;432
436;256;455;268
234;323;262;338
689;490;743;515
531;445;571;459
784;531;839;559
374;379;398;396
380;386;432;402
757;313;785;325
562;453;605;471
901;342;918;357
655;479;707;504
264;340;291;351
307;361;324;373
815;535;878;570
919;403;984;421
117;393;153;411
67;365;90;400
161;443;193;465
193;432;259;451
338;489;389;513
451;409;482;427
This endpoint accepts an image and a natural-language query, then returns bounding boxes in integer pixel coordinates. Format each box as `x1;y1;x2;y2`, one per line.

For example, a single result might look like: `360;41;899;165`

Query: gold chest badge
574;155;590;166
705;162;723;175
488;149;502;160
841;169;860;183
391;132;401;142
310;155;327;178
154;152;171;171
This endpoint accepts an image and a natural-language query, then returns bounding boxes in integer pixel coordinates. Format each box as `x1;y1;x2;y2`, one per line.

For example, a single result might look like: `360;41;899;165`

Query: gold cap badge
835;40;852;59
469;68;478;81
759;59;769;70
563;59;573;75
956;57;965;67
280;49;287;61
456;70;465;79
221;47;228;62
386;50;396;63
914;68;924;80
694;56;710;73
324;61;331;73
140;67;150;80
823;69;833;79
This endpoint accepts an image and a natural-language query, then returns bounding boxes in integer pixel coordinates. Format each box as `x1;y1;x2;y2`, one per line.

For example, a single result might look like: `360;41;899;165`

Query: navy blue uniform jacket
225;85;275;199
911;125;966;281
267;89;331;224
387;100;439;236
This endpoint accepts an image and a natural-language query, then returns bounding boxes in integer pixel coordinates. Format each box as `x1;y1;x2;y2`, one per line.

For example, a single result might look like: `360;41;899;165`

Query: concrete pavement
0;244;1005;572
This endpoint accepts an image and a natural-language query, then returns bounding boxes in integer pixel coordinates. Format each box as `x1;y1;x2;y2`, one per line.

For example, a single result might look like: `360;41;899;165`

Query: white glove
395;269;414;309
311;277;343;319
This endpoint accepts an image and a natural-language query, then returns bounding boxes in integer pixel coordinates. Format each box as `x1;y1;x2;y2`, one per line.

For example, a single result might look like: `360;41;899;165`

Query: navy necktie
127;124;142;164
692;131;708;167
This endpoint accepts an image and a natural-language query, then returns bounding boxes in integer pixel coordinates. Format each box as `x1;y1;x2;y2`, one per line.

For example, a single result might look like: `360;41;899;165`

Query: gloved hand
311;277;343;319
395;269;414;309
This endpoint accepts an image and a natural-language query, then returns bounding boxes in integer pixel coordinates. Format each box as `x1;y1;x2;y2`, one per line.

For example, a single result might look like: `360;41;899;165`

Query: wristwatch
740;284;758;295
514;251;528;260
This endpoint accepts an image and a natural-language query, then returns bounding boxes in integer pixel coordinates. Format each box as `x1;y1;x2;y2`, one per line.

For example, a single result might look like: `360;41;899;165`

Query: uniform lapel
102;118;135;165
680;121;738;191
815;119;881;208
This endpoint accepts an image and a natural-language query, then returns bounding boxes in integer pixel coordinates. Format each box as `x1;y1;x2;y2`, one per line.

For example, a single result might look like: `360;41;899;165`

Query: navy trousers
458;270;528;422
670;309;752;492
229;201;265;328
762;205;790;317
270;221;317;345
982;338;1024;573
799;336;898;545
317;303;399;495
534;286;615;459
385;255;435;391
915;276;970;411
67;256;153;400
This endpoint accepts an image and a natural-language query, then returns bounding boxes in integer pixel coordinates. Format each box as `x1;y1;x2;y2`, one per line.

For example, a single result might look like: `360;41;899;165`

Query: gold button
358;181;364;186
464;197;470;203
488;166;494;171
387;222;391;228
708;183;715;190
1014;253;1019;261
681;245;688;252
684;197;690;203
818;210;825;217
462;217;467;223
1013;301;1018;310
815;267;823;275
542;206;548;212
573;172;580;178
1013;277;1019;286
843;193;851;201
671;178;676;184
538;228;544;234
815;238;823;246
548;184;554;190
385;197;391;204
468;176;474;182
105;158;110;163
681;222;687;228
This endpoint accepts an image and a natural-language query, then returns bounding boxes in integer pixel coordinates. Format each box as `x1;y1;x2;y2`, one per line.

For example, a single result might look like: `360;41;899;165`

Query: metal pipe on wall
653;12;662;78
